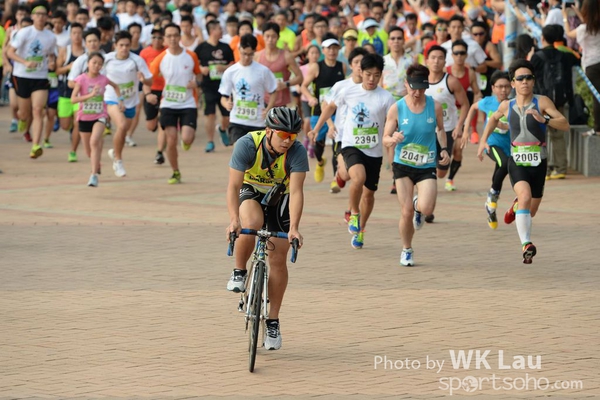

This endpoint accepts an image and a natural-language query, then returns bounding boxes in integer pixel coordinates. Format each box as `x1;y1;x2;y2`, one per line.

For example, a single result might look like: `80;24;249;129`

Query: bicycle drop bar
227;229;299;262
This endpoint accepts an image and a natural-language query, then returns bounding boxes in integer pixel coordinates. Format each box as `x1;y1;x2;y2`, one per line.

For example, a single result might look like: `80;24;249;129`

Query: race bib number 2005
513;145;541;167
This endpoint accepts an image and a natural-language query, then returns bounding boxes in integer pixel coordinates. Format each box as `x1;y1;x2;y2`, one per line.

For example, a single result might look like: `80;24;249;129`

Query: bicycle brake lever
290;238;299;263
227;231;237;256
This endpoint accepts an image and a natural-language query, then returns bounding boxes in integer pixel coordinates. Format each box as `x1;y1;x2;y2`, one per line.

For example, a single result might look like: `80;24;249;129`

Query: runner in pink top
71;52;124;188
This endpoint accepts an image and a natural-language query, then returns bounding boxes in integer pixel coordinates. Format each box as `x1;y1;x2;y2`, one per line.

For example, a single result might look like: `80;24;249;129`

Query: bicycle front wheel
248;260;265;373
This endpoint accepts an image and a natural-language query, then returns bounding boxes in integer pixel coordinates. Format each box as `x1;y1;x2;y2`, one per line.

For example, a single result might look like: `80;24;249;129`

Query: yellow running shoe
18;119;27;132
29;145;43;159
330;180;340;193
315;157;326;183
168;170;182;184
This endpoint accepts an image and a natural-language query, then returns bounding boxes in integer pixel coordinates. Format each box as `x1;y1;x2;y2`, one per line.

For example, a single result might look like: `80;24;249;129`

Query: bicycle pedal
238;299;245;312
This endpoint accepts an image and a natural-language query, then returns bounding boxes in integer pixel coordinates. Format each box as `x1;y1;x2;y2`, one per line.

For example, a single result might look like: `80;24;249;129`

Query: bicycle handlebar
227;229;299;263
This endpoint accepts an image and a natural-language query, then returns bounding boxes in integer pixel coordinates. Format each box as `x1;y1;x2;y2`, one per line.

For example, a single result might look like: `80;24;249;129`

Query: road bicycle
228;228;298;372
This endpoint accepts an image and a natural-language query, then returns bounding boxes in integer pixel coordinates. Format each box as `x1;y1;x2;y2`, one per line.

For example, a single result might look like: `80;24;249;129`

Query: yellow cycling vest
243;131;289;194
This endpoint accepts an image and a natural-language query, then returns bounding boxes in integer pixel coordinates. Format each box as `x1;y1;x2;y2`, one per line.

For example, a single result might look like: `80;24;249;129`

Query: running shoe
413;195;424;230
204;141;214;152
226;269;247;292
68;151;78;163
23;131;32;142
522;242;537;264
53;119;59;132
43;139;53;149
470;131;479;144
445;179;456;191
113;160;126;177
9;120;18;132
351;231;364;249
330;180;340;194
264;319;282;350
125;135;137;147
218;125;231;146
348;213;360;234
108;148;115;160
29;145;43;159
486;189;500;230
168;170;181;184
182;140;192;151
18;119;27;132
87;174;98;187
154;151;165;165
425;214;435;223
504;197;518;225
103;125;111;136
344;210;351;223
314;157;326;183
400;248;414;266
549;171;566;180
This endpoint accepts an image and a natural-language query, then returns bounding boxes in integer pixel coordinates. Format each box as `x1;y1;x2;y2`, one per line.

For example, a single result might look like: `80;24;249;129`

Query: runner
461;71;512;230
300;35;346;184
56;23;85;162
218;33;278;144
7;2;57;159
383;63;450;266
423;44;468;222
226;107;307;351
309;53;395;249
103;30;153;177
195;19;234;152
149;23;201;184
140;28;167;165
477;59;569;264
71;52;124;187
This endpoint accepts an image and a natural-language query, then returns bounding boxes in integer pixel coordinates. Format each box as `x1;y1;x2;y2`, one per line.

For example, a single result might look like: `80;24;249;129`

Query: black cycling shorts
239;183;290;232
508;157;547;198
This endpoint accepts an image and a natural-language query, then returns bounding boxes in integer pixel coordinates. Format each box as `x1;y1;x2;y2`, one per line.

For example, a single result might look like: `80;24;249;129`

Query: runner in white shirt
441;15;487;70
150;23;202;184
7;2;57;159
117;0;145;30
219;33;278;143
309;53;395;250
103;30;153;177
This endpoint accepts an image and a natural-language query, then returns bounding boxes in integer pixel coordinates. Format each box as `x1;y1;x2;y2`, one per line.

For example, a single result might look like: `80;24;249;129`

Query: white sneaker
412;195;424;230
107;148;115;160
113;160;126;177
400;248;414;267
125;136;137;147
226;269;247;292
264;319;282;350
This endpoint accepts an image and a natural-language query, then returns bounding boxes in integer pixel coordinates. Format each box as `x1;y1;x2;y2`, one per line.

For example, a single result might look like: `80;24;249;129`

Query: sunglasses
274;129;297;141
513;74;535;82
453;51;467;56
472;31;485;36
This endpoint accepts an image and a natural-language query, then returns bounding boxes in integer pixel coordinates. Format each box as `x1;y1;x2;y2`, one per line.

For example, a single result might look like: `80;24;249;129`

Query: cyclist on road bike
225;106;308;350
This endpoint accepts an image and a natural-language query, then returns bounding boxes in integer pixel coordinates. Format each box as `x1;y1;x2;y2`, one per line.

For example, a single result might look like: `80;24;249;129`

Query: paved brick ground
1;107;599;399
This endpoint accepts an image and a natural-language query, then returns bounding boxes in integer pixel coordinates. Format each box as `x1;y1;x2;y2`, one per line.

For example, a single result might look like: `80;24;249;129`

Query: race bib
513;145;541;167
119;81;135;99
26;56;44;73
319;87;331;104
48;72;58;88
82;95;104;115
477;73;488;91
164;84;187;103
208;64;223;81
442;103;449;122
400;143;431;166
494;115;509;134
353;127;379;149
274;72;284;83
235;100;258;120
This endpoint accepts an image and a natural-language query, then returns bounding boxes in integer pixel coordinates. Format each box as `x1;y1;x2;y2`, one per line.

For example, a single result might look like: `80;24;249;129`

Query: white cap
362;19;379;30
322;38;341;48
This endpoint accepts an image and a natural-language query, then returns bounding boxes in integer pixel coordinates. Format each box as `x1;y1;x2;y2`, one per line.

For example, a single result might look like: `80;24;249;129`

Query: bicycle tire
248;260;264;373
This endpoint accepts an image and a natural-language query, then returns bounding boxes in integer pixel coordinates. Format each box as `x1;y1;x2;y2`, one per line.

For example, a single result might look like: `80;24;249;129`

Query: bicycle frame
241;235;270;339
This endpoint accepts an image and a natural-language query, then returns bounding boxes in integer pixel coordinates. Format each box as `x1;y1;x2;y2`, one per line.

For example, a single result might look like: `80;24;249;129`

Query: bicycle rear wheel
248;260;265;373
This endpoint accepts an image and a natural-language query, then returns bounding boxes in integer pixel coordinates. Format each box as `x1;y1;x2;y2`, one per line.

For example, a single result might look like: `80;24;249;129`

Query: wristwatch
441;147;449;153
543;114;551;125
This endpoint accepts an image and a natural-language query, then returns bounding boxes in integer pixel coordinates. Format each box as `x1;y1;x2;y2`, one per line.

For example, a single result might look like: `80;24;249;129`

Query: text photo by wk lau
374;350;584;395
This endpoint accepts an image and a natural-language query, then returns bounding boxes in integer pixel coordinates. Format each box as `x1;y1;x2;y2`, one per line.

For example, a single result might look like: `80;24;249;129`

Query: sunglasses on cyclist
453;51;467;56
272;129;298;141
513;74;535;82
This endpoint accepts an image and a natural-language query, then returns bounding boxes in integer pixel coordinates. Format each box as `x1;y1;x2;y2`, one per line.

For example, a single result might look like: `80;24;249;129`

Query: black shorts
13;76;49;99
393;162;437;185
229;123;264;144
436;130;455;170
204;91;230;117
341;147;383;191
143;90;162;121
79;117;107;133
239;183;290;232
159;107;198;130
508;157;547;198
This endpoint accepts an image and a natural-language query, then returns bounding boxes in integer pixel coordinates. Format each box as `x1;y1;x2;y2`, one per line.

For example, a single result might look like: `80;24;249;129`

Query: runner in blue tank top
383;64;450;267
477;60;569;264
